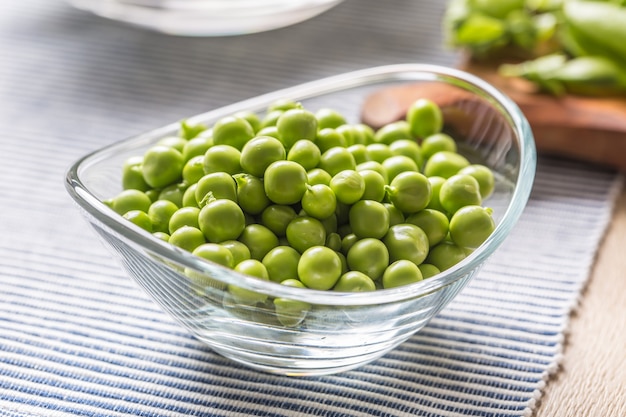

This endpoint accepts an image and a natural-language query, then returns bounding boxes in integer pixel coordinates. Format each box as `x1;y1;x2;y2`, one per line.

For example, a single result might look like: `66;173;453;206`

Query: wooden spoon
361;59;626;172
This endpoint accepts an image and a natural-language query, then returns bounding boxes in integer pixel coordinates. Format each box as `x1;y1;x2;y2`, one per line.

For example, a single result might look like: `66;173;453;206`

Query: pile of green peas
106;97;496;301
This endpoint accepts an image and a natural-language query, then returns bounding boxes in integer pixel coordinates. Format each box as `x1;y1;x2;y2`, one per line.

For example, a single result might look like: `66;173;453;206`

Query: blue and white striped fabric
0;1;622;416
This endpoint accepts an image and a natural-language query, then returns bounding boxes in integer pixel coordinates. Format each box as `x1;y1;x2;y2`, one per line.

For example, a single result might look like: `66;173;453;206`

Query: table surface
535;185;626;417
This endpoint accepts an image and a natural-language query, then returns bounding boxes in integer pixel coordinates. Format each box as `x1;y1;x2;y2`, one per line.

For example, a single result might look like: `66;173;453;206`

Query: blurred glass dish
67;0;346;36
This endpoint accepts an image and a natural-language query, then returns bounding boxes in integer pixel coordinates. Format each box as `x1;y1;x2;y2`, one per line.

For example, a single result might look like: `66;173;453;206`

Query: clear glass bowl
65;64;536;376
67;0;346;36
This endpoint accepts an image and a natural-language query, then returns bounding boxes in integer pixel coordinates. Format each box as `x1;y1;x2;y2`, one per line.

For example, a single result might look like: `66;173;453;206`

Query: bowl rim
65;63;536;306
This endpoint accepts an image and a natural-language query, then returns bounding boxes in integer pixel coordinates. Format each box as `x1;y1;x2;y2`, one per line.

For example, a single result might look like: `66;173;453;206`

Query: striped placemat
0;1;622;416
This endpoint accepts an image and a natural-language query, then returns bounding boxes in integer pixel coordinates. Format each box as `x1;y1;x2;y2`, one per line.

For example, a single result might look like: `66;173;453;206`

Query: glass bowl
65;64;536;376
67;0;346;36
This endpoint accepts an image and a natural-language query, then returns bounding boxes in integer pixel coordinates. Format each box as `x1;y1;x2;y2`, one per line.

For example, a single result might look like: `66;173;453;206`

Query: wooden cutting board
361;59;626;172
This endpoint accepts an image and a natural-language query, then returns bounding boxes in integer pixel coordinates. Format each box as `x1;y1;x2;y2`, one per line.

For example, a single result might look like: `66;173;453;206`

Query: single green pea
142;145;184;189
287;139;321;171
263;160;308;205
333;271;376;292
237;224;279;261
421;133;457;161
211;115;255;150
145;189;160;203
123;210;153;232
301;184;337;220
152;232;170;242
325;232;342;252
274;279;310;327
349;200;390;239
182;135;213;162
386;171;432;214
356;160;389;184
260;204;297;237
384;203;406;227
347;144;370;165
418;263;441;279
366;143;393;164
406;98;443;139
219;240;251;265
262;245;301;283
449;205;495;249
406;209;449;247
195;172;238;207
423;150;470;179
439;174;482;214
157;136;187;153
346;238;390;281
122;156;150;192
230;259;270;305
234;174;271;215
374;120;412;145
354;123;375;145
257;125;280;138
147;199;179;234
336;124;366;146
240;135;286;177
389;139;423;168
329;170;365;205
458;164;495;199
182;155;206;185
181;183;199;207
425;240;467;271
276;108;318;150
382;155;419;183
158;183;186;208
426;176;447;212
298;246;342;290
286;216;327;254
315;128;347;153
319;147;357;176
192;243;235;268
234;110;262;133
382;260;423;289
111;189;152;215
168;225;206;252
268;99;301;112
168;206;201;233
383;223;430;266
315;108;347;130
340;233;358;256
307;168;332;186
358;169;387;202
259;109;284;129
198;199;246;243
203;144;242;175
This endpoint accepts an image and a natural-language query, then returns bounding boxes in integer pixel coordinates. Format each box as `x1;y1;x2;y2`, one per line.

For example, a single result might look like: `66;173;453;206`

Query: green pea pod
563;1;626;66
443;0;509;53
499;53;569;95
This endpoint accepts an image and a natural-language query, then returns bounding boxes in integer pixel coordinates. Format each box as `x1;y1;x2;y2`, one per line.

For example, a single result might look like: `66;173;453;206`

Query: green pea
179;120;208;140
268;99;301;112
181;183;199;207
234;110;262;133
320;213;338;235
426;176;447;212
157;136;187;153
340;233;358;256
439;174;482;214
354;123;375;145
383;223;430;266
406;98;443;139
168;225;206;252
182;155;206;185
315;128;346;153
263;160;308;205
286;216;327;254
276;108;318;150
349;200;390;239
152;232;170;242
287;139;321;171
425;240;467;271
374;120;412;144
333;271;376;292
158;183;186;208
234;174;271;215
240;135;286;177
347;144;370;165
147;199;179;234
423;150;470;179
315;108;347;130
219;240;251;265
274;279;310;327
122;156;150;192
168;206;200;233
262;246;301;283
382;155;418;182
329;170;365;205
384;203;406;227
458;164;495;199
195;172;237;207
418;263;441;279
260;204;297;237
203;144;242;175
325;232;342;252
145;189;160;203
192;243;235;268
358;169;387;202
123;210;153;232
346;238;390;281
336;124;366;146
421;133;457;161
298;246;342;290
389;139;423;168
366;143;393;164
406;208;449;247
237;224;279;261
141;145;184;189
257;125;280;138
259;109;284;129
356;160;389;184
211;115;255;150
449;205;495;249
307;168;332;186
386;171;432;214
230;259;269;305
198;199;246;243
301;184;337;220
111;189;152;215
319;147;357;176
382;260;423;289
